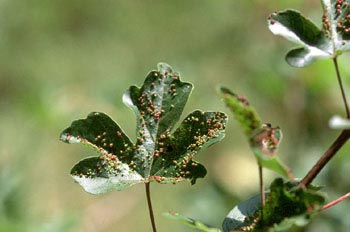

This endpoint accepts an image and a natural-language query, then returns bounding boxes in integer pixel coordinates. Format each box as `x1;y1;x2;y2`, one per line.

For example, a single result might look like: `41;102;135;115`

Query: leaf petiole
333;58;350;119
146;182;157;232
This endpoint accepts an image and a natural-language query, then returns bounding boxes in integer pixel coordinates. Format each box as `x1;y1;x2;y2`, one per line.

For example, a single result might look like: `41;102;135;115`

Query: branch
299;130;350;188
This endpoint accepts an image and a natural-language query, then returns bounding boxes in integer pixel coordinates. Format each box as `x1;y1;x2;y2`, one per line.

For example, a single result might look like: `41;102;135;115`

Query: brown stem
299;130;350;188
145;182;157;232
322;192;350;210
333;58;350;119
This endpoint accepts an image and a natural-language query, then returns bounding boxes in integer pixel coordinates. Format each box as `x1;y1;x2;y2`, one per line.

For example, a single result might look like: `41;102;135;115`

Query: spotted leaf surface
268;0;350;67
223;179;325;232
150;110;226;184
60;63;227;194
220;87;292;179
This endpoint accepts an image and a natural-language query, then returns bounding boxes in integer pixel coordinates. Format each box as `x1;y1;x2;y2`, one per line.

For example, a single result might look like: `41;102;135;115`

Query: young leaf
60;63;227;194
220;87;292;179
268;0;350;67
164;212;221;232
222;178;325;232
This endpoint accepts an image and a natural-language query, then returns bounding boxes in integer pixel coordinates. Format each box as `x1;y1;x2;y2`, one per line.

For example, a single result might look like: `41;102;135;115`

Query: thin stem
333;58;350;119
259;165;265;207
145;182;157;232
322;192;350;210
299;130;350;188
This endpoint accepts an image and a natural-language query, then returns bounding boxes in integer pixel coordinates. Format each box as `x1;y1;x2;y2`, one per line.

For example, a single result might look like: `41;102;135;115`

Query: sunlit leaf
164;212;221;232
220;87;292;178
268;0;350;67
60;63;227;194
222;178;325;232
222;194;263;232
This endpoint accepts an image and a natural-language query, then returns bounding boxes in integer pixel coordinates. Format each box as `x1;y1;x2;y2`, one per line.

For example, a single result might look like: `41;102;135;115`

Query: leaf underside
220;87;292;178
222;178;325;232
60;63;227;194
268;0;350;67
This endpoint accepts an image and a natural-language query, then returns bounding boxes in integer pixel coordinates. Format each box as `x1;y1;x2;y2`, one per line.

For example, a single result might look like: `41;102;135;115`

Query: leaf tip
219;86;236;97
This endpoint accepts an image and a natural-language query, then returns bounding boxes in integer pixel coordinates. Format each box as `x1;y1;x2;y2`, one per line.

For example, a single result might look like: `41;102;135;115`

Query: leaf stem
299;130;350;188
333;58;350;119
322;192;350;210
145;182;157;232
259;165;265;207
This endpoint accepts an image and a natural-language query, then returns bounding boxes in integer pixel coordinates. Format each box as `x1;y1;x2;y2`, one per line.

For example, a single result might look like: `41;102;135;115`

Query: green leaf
60;63;227;194
220;87;292;178
220;87;261;136
222;178;325;232
268;1;350;67
164;212;221;232
261;178;325;231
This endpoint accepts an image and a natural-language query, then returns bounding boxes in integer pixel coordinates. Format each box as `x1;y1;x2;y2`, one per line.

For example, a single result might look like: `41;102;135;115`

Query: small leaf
164;212;221;232
250;124;293;179
329;115;350;129
220;87;292;178
60;63;227;194
222;178;325;232
268;1;350;67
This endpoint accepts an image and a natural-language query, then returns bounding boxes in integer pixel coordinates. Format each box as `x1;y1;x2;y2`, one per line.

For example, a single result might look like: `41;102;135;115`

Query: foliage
219;87;292;179
268;0;350;67
169;1;350;231
223;179;325;232
60;63;227;194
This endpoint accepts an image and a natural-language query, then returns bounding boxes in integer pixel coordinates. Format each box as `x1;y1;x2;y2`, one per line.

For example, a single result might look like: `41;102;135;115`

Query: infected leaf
222;178;325;232
268;0;350;67
220;87;261;136
220;87;292;178
60;63;227;194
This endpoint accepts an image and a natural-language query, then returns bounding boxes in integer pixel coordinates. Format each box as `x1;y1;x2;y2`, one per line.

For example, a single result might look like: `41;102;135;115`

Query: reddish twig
322;192;350;210
299;130;350;188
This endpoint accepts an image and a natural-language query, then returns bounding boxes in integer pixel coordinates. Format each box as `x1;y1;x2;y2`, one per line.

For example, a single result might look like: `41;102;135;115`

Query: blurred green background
1;0;349;231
